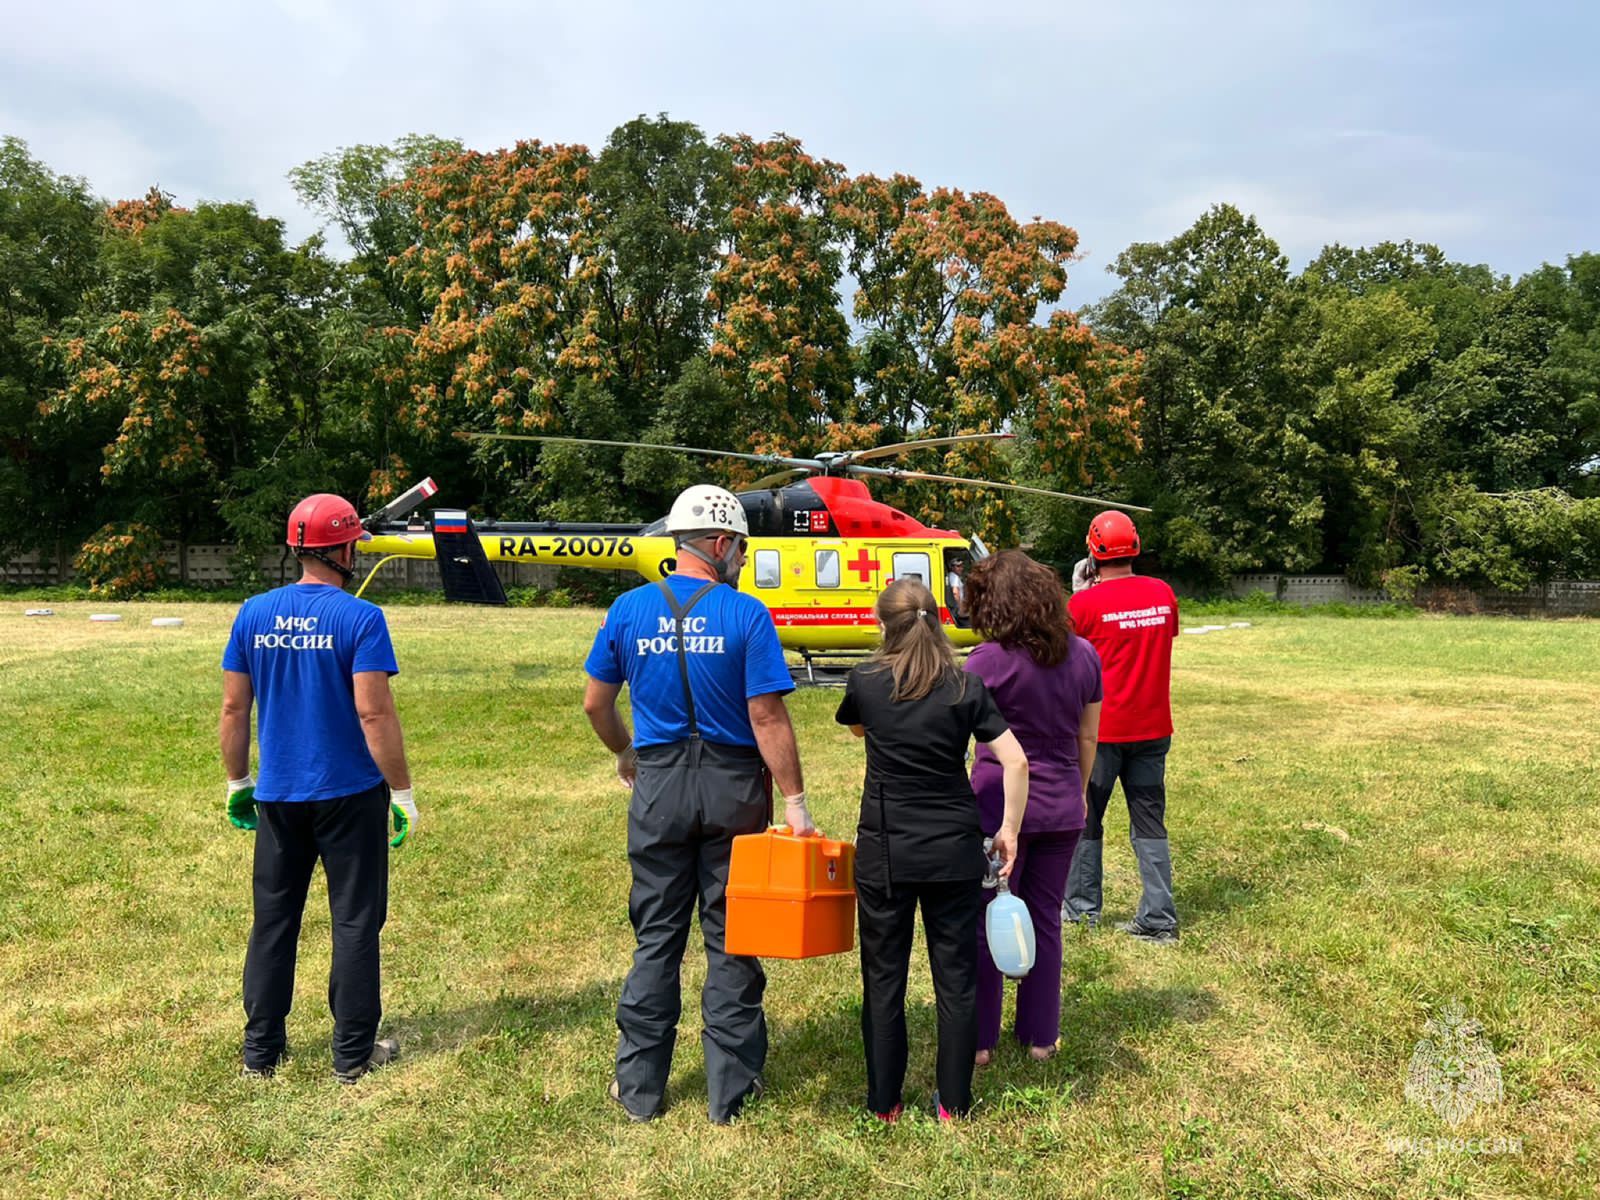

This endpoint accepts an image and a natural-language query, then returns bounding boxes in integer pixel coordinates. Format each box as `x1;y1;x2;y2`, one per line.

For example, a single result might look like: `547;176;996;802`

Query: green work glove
227;776;258;831
389;787;417;848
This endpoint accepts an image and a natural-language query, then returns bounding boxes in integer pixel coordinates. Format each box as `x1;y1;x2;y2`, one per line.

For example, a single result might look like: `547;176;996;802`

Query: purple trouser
976;829;1081;1051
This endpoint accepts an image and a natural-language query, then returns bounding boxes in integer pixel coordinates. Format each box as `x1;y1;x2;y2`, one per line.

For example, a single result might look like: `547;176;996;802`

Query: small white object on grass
1229;621;1252;628
1181;627;1213;635
151;617;184;628
89;613;123;622
25;608;55;617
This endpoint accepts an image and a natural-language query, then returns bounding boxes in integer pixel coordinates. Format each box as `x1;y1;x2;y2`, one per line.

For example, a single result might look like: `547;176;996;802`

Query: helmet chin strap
679;538;741;584
300;545;355;583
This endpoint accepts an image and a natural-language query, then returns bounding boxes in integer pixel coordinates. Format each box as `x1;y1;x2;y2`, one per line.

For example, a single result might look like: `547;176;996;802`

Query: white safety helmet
665;485;748;538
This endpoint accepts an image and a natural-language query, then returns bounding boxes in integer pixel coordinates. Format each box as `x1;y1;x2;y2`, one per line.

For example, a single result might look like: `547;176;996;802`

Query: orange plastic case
725;827;856;959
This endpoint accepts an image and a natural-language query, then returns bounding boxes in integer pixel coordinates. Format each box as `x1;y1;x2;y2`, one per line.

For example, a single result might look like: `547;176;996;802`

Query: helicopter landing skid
789;649;863;688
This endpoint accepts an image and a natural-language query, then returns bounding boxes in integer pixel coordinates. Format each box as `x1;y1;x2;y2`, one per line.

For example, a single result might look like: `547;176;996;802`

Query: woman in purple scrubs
964;551;1103;1063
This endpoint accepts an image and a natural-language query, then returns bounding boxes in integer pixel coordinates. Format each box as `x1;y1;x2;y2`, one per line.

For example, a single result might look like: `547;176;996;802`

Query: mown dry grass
0;603;1596;1198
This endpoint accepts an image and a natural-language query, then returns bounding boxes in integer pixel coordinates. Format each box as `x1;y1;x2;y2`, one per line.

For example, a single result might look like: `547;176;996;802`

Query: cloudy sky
4;0;1594;304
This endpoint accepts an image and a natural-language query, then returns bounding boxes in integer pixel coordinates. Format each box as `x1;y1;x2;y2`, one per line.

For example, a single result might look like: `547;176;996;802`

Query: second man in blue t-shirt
583;483;811;1125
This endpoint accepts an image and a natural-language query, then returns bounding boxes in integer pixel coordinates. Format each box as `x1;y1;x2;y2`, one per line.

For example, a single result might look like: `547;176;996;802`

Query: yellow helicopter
355;433;1147;670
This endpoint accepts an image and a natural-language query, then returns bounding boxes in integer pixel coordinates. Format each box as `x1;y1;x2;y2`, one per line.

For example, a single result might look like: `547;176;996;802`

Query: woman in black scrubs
835;578;1029;1120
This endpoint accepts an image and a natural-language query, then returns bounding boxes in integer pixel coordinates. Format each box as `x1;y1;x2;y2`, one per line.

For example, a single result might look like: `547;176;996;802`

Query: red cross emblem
848;549;880;583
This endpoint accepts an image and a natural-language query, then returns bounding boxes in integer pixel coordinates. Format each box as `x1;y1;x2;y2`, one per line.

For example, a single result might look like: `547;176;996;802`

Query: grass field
1;602;1596;1199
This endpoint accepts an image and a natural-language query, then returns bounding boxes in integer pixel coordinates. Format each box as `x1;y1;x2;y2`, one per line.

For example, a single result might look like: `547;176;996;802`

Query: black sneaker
1064;908;1100;929
1114;920;1178;944
335;1036;400;1085
240;1047;287;1079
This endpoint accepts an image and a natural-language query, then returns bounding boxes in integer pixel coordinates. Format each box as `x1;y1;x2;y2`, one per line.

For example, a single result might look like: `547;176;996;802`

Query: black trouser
856;873;982;1116
243;784;388;1073
616;739;769;1123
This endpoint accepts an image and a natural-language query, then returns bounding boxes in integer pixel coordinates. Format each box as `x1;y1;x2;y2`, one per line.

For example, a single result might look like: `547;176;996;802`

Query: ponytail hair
869;578;960;702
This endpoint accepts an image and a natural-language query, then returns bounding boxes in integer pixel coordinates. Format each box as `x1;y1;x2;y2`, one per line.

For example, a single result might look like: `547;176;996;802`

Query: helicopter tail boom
362;518;677;589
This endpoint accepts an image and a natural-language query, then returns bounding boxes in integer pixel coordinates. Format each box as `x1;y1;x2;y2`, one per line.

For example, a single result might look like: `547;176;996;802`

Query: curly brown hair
963;550;1073;667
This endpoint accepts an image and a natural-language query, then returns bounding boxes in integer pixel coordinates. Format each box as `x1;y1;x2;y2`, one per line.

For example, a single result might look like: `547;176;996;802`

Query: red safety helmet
286;493;371;549
1086;511;1140;561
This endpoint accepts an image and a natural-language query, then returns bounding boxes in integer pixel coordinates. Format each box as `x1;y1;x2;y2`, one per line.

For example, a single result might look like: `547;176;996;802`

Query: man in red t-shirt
1063;512;1180;942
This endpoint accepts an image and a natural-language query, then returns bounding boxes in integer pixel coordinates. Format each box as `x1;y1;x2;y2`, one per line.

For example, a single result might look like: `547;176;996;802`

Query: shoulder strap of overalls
654;577;720;740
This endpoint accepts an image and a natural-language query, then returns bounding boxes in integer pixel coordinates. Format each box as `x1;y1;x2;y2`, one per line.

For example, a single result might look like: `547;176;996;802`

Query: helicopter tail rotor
363;477;439;529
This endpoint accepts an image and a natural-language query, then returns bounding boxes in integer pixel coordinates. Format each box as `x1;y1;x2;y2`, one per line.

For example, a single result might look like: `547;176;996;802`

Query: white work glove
615;745;638;789
782;790;818;836
389;787;418;848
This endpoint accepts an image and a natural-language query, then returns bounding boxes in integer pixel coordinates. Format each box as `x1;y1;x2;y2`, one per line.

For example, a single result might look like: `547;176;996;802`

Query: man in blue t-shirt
583;483;811;1125
220;492;416;1084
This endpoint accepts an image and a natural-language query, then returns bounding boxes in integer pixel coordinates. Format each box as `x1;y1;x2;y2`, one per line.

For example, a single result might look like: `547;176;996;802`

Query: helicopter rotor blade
456;431;824;473
750;469;809;490
840;432;1015;465
853;466;1152;513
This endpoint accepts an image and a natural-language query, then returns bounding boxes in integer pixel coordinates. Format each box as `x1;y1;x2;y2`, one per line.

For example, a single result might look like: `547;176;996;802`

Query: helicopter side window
814;549;840;588
753;549;781;589
891;552;931;586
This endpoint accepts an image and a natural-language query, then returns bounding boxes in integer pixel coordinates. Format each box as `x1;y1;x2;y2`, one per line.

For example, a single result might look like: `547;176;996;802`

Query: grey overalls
613;579;772;1123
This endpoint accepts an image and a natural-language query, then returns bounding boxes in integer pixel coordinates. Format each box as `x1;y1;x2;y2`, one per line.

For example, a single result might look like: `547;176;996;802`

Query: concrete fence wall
1226;572;1600;616
0;543;570;592
1227;574;1389;605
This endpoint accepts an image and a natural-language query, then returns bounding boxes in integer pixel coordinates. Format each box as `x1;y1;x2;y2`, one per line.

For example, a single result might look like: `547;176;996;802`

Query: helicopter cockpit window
814;549;840;588
753;549;781;589
943;547;973;628
892;552;931;587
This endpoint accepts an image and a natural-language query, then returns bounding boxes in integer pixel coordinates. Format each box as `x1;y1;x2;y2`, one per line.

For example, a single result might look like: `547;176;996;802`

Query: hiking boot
1114;919;1178;945
608;1077;658;1123
712;1076;765;1126
335;1036;400;1085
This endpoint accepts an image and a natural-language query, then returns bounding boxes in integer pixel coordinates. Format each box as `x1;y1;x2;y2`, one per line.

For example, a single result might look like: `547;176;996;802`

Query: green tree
590;117;738;504
831;171;1139;545
707;134;857;450
290;135;462;324
46;199;348;548
1515;253;1600;493
1088;204;1321;580
0;137;102;556
1281;287;1435;582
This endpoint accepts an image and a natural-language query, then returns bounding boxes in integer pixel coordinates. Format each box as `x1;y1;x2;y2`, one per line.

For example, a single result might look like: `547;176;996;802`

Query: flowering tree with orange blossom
830;172;1142;542
388;123;1141;541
